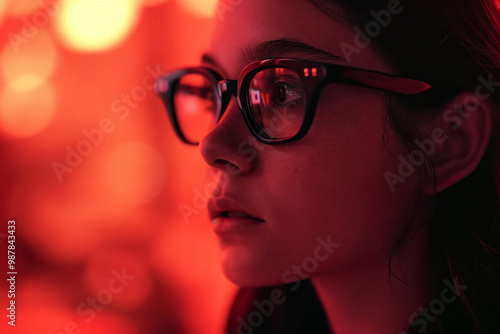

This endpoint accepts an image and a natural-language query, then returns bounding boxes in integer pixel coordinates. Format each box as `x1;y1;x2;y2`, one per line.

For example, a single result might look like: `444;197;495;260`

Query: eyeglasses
155;58;433;145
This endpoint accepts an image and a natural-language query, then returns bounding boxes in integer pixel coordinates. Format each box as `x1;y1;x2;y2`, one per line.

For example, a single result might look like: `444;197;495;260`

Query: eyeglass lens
173;73;219;143
248;67;306;140
173;67;307;143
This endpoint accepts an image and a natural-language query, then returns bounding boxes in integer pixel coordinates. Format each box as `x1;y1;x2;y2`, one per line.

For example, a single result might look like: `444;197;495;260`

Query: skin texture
203;0;418;284
197;1;493;333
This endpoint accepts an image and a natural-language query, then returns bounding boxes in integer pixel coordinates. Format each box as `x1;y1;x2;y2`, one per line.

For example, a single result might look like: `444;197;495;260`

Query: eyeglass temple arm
341;68;434;95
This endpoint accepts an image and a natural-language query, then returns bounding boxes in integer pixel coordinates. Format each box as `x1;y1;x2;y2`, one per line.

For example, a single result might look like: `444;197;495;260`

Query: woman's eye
275;83;302;104
266;75;303;107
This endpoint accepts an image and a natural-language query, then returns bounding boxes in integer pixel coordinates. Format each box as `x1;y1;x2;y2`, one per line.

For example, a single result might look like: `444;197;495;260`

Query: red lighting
0;1;233;333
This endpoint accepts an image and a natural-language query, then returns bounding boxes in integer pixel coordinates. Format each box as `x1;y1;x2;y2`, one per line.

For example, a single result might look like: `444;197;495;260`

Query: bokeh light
55;0;140;52
1;30;58;83
178;0;218;17
0;0;5;26
1;1;233;333
0;30;58;138
0;77;56;137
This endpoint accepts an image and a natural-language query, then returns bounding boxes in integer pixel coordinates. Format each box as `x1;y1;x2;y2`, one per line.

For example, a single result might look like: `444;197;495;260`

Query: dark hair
226;1;500;333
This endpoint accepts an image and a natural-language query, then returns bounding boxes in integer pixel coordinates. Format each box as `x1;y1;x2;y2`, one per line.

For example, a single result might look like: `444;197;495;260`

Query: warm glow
178;0;218;17
2;3;234;334
98;141;165;206
9;74;44;92
0;1;5;26
26;191;109;263
142;0;170;7
0;78;56;138
1;30;58;83
55;0;140;52
84;251;152;309
5;0;40;16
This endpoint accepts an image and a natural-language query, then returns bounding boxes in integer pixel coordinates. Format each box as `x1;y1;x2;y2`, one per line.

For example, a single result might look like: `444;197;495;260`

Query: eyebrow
200;38;343;74
201;53;224;71
241;39;343;64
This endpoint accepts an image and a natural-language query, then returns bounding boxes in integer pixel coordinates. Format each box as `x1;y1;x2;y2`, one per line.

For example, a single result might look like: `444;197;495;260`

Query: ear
421;91;493;194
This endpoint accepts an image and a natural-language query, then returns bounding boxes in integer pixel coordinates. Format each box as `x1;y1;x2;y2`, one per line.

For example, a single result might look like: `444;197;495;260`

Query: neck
311;230;437;334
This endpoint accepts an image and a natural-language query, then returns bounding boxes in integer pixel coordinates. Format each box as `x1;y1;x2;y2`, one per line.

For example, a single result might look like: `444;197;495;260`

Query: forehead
208;0;391;76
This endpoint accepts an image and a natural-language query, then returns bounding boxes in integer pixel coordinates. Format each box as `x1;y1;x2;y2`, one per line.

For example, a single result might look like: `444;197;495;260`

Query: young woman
156;0;500;333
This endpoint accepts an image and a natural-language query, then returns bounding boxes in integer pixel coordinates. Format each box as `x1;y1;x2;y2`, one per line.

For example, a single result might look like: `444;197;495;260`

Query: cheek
260;89;421;272
217;89;422;286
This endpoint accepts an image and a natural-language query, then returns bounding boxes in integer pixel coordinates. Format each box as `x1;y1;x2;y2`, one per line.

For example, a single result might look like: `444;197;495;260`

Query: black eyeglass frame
155;58;434;145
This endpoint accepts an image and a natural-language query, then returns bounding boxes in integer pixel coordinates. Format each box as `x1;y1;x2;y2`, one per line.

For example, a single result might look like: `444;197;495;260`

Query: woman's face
201;0;422;286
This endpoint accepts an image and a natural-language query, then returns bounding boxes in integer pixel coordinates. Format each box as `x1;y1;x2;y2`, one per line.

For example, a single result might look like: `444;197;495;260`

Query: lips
222;211;263;219
208;197;265;234
208;197;264;220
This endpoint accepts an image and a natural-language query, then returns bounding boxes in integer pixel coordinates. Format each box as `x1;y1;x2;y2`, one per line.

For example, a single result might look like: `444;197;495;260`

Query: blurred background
0;0;237;333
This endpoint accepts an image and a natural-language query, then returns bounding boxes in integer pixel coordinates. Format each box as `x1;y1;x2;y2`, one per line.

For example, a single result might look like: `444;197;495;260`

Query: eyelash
265;75;305;110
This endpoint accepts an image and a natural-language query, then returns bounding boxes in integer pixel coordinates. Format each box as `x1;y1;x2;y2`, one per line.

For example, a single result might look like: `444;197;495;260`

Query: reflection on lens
248;67;305;140
174;73;217;143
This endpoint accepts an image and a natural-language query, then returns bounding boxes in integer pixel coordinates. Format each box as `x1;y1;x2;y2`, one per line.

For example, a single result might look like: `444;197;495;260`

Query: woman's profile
156;0;500;333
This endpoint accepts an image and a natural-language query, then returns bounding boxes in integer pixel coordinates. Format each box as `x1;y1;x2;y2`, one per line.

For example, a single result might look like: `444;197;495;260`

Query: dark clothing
225;280;330;334
224;279;500;334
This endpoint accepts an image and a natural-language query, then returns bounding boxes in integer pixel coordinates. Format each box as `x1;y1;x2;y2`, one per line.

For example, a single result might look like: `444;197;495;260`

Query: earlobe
422;91;493;194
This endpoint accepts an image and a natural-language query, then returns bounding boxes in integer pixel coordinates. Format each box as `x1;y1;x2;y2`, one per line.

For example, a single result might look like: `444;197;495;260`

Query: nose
199;99;257;176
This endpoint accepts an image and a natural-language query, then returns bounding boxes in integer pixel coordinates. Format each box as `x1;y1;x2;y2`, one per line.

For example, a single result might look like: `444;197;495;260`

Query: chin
219;247;287;287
